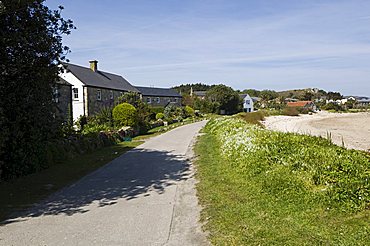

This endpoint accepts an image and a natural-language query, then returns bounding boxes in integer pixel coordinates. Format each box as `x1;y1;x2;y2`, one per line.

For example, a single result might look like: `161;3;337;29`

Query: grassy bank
196;117;370;245
0;141;141;222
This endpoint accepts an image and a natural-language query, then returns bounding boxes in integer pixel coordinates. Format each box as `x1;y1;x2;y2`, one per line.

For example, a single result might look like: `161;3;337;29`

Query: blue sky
47;0;370;96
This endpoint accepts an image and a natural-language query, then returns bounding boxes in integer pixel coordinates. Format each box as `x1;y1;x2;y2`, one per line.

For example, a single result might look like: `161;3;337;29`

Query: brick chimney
89;60;98;72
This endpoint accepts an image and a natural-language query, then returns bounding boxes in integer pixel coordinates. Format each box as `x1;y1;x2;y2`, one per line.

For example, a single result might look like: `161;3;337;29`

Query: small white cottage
240;94;254;112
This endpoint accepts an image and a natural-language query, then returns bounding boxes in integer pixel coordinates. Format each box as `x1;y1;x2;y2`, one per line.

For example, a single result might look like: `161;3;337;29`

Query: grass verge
0;141;142;222
196;117;370;245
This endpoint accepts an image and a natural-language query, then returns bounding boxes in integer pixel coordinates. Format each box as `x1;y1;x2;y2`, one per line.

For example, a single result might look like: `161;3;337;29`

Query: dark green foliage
327;91;343;100
112;103;138;127
88;107;113;126
299;91;315;101
150;107;165;116
172;83;214;95
242;89;261;97
0;1;74;180
259;89;279;101
193;97;219;113
205;84;241;114
322;102;344;111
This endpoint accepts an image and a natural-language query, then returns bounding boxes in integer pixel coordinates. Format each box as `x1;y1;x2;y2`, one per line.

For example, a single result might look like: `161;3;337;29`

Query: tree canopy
206;85;241;114
0;0;74;180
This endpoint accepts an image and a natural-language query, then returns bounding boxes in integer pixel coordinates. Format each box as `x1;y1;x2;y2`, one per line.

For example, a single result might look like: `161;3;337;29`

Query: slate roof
135;86;182;97
64;63;139;92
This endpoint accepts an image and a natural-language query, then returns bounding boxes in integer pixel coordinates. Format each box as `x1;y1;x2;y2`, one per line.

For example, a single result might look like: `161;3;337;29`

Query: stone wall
86;87;124;116
54;84;72;122
141;96;182;107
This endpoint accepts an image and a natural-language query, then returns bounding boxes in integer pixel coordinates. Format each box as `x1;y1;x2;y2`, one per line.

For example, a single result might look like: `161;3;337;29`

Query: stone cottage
135;86;182;107
60;60;139;121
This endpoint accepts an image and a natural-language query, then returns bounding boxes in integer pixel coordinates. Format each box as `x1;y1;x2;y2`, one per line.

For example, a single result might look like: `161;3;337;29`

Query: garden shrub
185;106;195;117
150;107;165;114
164;104;177;119
283;107;299;116
156;112;164;120
112;103;138;127
322;102;344;111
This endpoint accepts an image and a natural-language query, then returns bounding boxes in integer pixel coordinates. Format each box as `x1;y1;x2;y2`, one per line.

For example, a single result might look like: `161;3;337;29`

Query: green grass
0;141;142;222
196;118;370;245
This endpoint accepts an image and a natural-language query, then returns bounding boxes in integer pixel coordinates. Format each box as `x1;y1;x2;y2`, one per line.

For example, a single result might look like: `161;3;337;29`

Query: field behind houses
196;117;370;245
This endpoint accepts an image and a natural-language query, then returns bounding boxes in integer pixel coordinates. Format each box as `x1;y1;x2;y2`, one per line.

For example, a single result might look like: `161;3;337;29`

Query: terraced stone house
60;60;139;121
136;86;182;107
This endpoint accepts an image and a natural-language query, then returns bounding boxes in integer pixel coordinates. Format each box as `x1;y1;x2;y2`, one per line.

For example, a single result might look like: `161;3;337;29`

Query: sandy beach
263;111;370;152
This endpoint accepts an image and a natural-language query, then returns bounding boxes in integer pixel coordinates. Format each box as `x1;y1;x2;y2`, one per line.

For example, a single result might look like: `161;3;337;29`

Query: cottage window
147;97;151;104
156;97;160;103
73;88;78;99
246;100;250;104
110;90;114;100
97;89;102;101
174;98;178;102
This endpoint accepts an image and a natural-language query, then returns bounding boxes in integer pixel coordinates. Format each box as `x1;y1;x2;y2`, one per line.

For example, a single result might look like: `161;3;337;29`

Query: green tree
260;90;278;101
112;103;138;127
327;91;343;100
300;91;314;101
206;85;241;114
242;89;260;97
0;1;74;180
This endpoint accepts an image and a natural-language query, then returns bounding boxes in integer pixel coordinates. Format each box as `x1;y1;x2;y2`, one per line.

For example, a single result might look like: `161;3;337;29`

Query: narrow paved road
0;121;208;246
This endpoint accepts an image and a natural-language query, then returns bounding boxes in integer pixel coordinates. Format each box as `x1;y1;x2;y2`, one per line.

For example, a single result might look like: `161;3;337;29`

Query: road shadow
2;148;192;225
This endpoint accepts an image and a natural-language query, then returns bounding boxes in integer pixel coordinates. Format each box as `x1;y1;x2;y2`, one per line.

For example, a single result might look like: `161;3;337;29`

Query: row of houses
327;96;370;107
55;60;182;122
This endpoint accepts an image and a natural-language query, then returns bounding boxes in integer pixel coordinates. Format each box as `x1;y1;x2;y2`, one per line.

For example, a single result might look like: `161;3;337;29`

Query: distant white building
240;94;254;112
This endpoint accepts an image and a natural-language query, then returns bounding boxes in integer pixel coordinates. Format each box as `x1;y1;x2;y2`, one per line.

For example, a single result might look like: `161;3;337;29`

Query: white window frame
110;90;114;100
156;97;160;103
97;89;102;101
147;97;151;104
73;88;78;100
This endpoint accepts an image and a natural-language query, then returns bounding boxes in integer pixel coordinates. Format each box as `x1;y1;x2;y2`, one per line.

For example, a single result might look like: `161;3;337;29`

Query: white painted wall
60;71;85;122
243;94;254;112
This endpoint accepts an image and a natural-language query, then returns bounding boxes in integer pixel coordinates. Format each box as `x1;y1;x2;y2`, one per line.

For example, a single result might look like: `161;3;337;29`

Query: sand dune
263;111;370;152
